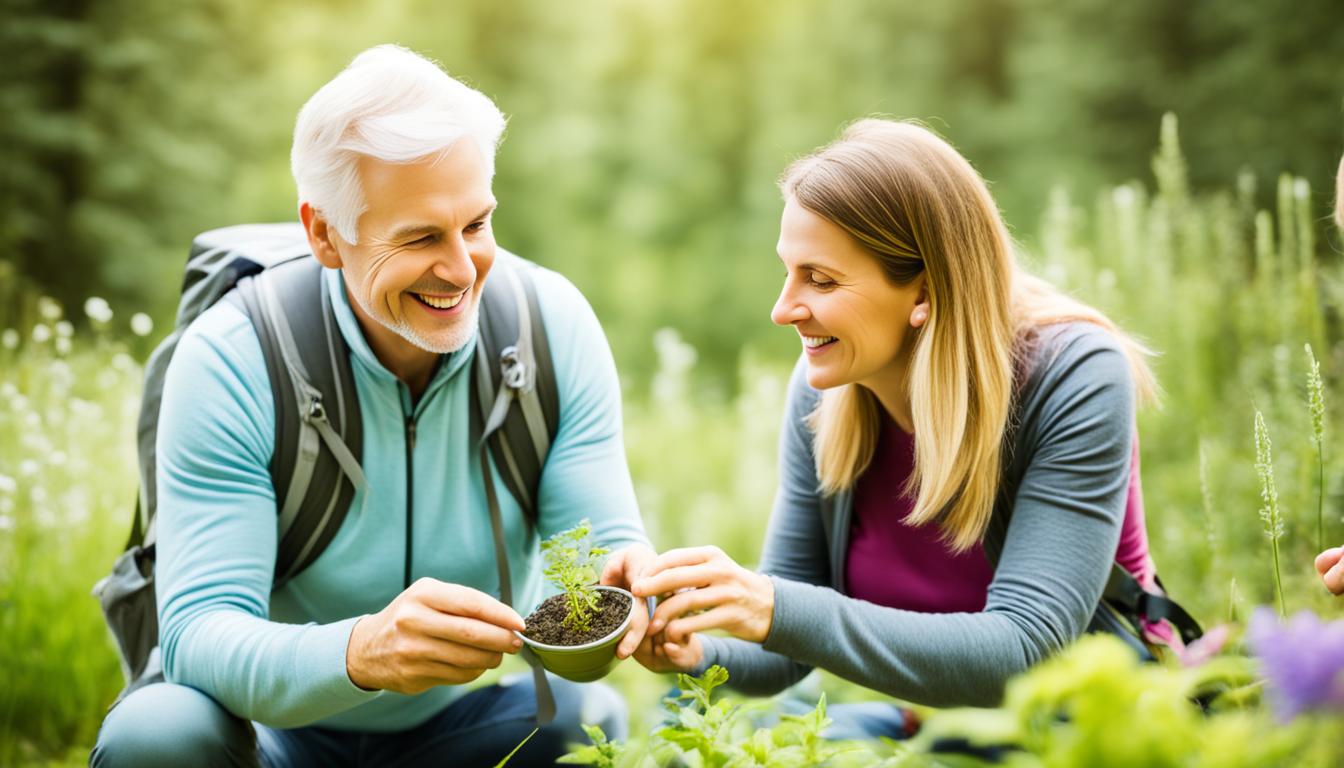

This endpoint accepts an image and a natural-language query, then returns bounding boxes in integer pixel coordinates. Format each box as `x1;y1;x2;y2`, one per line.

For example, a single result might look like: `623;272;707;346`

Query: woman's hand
633;630;705;673
631;545;776;645
1316;546;1344;595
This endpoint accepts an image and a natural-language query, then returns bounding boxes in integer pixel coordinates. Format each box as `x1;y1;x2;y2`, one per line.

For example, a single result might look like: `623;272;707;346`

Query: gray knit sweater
698;322;1136;707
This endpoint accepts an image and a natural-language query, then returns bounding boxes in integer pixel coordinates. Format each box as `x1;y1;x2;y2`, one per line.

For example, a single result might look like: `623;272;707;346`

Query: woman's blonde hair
782;119;1157;552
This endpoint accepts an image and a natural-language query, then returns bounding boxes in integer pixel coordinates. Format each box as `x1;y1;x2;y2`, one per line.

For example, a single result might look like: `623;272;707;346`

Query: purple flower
1246;606;1344;721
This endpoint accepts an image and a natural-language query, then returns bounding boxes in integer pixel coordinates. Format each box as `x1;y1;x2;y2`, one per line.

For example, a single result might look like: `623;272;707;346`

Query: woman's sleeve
696;357;826;695
744;329;1135;707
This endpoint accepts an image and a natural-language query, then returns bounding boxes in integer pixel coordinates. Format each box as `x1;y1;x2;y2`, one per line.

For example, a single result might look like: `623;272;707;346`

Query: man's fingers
599;550;625;586
648;586;732;633
409;609;523;654
409;656;495;686
617;594;650;659
412;579;525;632
414;637;506;671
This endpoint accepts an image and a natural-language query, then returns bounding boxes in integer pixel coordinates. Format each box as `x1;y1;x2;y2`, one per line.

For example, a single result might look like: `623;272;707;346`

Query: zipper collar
323;266;478;396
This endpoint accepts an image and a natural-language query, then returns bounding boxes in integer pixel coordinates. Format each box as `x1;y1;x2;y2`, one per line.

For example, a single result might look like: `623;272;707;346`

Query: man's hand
1316;547;1344;595
345;578;525;695
600;543;658;659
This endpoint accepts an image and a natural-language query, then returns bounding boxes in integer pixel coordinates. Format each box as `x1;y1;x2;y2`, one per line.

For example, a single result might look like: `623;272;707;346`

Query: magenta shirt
846;414;1156;613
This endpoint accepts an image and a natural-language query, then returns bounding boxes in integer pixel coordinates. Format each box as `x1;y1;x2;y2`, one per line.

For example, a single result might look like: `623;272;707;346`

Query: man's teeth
801;335;836;348
416;292;463;310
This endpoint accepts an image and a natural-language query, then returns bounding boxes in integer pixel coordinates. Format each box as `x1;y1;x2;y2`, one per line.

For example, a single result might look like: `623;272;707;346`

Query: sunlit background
3;0;1343;763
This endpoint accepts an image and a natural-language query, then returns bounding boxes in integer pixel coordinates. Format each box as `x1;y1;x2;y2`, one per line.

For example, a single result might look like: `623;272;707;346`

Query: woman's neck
861;369;915;434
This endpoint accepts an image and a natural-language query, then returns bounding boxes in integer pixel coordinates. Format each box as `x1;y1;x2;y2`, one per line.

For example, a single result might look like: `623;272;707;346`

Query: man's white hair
291;44;506;244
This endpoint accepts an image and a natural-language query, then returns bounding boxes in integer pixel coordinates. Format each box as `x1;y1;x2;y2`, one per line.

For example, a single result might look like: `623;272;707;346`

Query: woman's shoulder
1013;321;1136;427
1019;321;1131;383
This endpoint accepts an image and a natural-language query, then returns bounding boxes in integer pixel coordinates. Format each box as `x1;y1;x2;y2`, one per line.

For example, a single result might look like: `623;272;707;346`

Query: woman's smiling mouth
801;333;838;355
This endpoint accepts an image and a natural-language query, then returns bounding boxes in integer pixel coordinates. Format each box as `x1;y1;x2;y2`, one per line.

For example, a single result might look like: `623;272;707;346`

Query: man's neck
345;286;439;401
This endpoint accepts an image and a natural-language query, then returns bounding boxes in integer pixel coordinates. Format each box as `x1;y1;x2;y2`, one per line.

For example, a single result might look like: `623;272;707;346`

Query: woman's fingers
637;546;727;582
648;585;733;633
664;607;735;643
633;562;724;598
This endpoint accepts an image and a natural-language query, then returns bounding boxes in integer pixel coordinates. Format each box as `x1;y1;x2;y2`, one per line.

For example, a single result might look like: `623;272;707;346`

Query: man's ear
300;202;343;269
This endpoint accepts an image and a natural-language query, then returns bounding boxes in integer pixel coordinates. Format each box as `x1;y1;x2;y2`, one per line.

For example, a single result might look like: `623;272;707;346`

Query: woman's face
771;197;928;393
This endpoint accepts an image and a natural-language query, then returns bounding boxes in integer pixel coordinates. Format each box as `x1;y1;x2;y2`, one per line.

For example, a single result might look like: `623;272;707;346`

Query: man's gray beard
357;292;480;354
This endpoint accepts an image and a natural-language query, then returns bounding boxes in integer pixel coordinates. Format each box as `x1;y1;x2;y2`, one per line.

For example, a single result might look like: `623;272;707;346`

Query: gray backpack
94;223;561;720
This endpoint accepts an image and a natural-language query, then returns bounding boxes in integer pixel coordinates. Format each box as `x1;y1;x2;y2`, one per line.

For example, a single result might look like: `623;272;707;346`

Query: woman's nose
770;285;808;327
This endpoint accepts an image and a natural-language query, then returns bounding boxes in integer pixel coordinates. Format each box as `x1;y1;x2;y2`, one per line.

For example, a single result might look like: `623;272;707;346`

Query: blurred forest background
5;0;1343;385
3;0;1344;763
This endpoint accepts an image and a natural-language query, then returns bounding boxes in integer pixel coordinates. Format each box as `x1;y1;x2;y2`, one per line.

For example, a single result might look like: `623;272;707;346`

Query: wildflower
130;312;154;337
1252;410;1286;616
0;474;15;494
55;337;71;356
1247;607;1344;721
1305;344;1326;552
1;328;18;349
84;296;113;324
37;296;62;322
54;321;73;338
18;460;39;477
31;324;51;344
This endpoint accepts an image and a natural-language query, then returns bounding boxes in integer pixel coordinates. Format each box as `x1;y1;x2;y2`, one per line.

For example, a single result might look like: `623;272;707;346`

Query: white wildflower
0;474;15;494
84;296;113;324
19;459;40;477
130;312;154;337
55;337;71;355
55;320;73;338
31;324;51;343
37;296;62;322
1;328;18;349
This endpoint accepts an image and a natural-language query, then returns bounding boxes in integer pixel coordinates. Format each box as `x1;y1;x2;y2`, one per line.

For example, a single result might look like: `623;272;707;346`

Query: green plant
541;519;611;634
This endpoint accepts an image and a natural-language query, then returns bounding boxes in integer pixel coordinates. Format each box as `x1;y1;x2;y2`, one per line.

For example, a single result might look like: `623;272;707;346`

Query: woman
629;119;1171;716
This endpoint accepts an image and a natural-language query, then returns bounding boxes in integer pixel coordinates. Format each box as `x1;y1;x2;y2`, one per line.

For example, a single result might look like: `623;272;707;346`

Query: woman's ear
300;202;344;269
910;278;931;329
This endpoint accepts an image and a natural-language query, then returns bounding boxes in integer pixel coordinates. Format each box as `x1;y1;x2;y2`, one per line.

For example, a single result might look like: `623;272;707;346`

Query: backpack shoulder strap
232;256;365;588
471;250;560;526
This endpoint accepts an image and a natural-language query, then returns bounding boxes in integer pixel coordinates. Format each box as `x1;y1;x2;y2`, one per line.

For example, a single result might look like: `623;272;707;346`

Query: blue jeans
90;673;625;767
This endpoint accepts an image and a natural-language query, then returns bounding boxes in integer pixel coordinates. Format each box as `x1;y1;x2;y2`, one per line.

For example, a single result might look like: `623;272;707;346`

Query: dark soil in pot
523;590;632;646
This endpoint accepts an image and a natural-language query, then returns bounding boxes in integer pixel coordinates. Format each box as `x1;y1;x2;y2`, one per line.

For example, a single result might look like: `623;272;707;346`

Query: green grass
2;117;1343;764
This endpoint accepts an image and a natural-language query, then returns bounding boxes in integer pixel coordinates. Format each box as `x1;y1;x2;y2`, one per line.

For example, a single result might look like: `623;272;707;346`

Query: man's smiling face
328;138;498;358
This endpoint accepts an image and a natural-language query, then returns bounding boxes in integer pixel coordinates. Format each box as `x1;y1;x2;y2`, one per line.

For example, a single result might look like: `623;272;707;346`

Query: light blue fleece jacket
154;263;649;732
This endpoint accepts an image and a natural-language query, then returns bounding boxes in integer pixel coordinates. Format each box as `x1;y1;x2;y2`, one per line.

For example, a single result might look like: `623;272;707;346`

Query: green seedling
541;518;611;634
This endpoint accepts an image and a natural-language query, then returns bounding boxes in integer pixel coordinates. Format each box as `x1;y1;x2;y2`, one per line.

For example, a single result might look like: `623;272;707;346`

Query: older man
92;45;655;766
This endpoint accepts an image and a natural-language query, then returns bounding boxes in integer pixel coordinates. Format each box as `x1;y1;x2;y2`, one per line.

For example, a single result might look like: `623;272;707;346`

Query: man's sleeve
529;269;649;553
154;304;381;728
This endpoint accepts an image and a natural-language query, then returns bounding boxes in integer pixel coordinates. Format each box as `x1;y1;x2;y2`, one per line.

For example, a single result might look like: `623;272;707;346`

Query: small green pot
517;586;635;682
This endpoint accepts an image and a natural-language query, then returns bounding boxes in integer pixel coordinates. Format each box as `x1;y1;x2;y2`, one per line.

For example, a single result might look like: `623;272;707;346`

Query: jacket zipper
404;414;417;589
